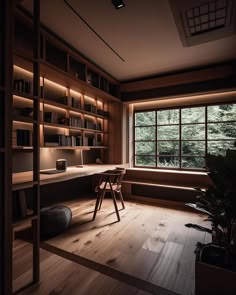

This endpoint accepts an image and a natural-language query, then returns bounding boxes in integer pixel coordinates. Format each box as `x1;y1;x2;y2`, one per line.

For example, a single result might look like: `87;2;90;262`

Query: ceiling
20;0;236;82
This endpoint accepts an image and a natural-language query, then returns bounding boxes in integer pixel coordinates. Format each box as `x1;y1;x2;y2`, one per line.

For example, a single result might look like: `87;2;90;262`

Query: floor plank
14;198;209;295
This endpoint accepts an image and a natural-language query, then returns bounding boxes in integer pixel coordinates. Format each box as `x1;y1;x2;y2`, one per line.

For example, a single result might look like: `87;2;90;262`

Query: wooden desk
12;164;126;191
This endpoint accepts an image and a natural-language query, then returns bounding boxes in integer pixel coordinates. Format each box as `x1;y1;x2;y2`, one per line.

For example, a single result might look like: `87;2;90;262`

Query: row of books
57;96;81;109
44;112;102;130
43;98;109;118
84;121;101;130
83;136;96;146
84;104;109;117
44;134;102;147
14;79;31;94
13;129;32;146
70;116;83;128
44;134;83;147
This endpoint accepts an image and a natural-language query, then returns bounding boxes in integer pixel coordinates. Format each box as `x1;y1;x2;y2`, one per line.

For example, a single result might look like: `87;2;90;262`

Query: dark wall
24;175;96;208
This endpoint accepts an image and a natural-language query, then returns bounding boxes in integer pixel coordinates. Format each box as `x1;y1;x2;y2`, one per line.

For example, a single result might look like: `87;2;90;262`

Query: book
16;129;31;146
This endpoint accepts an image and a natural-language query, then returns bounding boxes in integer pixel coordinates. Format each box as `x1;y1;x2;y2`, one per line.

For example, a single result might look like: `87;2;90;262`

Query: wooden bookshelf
15;7;120;100
13;60;122;162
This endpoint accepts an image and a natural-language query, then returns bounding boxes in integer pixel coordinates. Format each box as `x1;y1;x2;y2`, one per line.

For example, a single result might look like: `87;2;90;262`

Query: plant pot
195;257;236;295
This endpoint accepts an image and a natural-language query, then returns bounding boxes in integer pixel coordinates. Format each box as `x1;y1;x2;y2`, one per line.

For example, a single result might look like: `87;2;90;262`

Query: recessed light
112;0;125;9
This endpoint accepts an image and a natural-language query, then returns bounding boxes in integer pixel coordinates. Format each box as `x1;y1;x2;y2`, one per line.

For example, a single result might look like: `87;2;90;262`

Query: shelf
41;97;108;120
12;180;39;192
13;90;35;100
40;59;121;102
41;98;82;112
89;146;108;149
13;211;37;227
42;121;104;133
12;146;106;150
41;146;90;150
13;50;38;65
13;146;33;151
42;122;70;129
83;128;104;133
83;109;108;120
70;125;104;133
13;116;34;124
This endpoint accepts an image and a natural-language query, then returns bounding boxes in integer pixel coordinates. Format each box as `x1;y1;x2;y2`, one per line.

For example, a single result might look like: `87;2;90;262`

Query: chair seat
99;181;121;192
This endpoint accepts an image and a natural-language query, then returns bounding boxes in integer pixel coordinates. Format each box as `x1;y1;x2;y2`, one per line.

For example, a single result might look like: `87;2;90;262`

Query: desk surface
12;164;125;191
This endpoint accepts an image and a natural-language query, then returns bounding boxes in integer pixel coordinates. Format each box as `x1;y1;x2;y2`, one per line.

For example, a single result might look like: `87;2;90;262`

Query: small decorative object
57;117;69;125
56;159;67;171
96;158;102;164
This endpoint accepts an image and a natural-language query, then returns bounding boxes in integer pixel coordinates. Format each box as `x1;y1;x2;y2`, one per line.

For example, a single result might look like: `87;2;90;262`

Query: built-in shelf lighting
13;65;33;77
70;89;82;97
44;78;67;91
69;110;82;116
13;95;33;104
112;0;125;9
84;114;95;120
84;95;95;103
13;120;32;127
43;124;67;132
133;91;236;110
44;104;66;112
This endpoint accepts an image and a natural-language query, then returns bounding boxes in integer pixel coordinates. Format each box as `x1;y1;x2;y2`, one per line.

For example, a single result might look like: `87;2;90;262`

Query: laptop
40;169;65;174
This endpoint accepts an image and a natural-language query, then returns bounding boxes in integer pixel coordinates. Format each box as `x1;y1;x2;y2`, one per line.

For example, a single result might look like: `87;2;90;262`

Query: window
134;103;236;170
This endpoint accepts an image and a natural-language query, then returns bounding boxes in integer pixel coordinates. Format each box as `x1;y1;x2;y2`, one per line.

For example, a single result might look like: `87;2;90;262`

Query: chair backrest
114;168;126;185
98;168;126;186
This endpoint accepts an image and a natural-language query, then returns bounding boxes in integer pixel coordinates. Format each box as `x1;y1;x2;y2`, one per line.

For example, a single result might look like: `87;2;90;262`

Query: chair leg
98;190;105;211
118;191;125;209
93;190;103;220
109;186;120;222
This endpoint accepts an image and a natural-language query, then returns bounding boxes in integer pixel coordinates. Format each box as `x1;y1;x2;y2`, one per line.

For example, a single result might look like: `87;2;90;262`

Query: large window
134;103;236;170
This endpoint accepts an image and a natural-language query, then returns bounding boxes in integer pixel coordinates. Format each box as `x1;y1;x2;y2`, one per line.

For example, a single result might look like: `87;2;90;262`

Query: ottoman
40;206;72;238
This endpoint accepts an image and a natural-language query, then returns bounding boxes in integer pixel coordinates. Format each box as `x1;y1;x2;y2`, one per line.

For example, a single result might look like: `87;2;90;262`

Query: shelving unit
15;7;120;100
13;70;110;152
12;8;123;164
11;1;41;293
0;1;13;294
1;1;123;294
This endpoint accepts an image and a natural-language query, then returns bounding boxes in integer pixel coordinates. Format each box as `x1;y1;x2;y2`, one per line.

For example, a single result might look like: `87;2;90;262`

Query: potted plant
185;149;236;294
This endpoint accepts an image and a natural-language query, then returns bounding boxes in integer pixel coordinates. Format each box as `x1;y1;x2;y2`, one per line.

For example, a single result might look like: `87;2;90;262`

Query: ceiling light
112;0;125;9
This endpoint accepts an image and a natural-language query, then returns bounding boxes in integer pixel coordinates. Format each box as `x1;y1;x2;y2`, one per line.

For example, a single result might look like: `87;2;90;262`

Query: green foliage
134;104;236;169
185;150;236;252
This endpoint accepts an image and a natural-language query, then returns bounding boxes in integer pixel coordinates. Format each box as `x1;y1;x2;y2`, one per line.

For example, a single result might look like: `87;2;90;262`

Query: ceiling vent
169;0;236;46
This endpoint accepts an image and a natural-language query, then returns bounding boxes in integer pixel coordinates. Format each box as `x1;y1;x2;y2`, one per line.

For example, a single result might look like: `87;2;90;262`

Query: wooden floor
13;198;211;295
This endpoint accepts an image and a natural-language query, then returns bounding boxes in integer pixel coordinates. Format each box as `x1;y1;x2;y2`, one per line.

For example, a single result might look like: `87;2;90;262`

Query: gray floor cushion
40;206;72;238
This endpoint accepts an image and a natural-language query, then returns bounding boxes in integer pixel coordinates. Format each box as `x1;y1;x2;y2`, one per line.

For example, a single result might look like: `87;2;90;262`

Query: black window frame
133;102;236;171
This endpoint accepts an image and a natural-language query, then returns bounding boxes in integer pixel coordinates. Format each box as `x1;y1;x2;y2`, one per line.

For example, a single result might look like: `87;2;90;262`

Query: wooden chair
93;168;126;221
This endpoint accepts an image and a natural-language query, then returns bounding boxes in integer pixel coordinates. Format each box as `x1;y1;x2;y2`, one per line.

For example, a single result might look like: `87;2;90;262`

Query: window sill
128;167;208;176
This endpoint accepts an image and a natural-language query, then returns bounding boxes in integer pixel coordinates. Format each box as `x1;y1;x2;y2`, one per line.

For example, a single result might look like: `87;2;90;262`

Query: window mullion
205;106;208;161
179;108;182;169
155;110;157;168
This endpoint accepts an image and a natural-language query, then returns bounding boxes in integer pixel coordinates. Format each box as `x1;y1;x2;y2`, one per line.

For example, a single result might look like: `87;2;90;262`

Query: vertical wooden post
0;0;13;294
32;0;41;284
